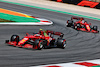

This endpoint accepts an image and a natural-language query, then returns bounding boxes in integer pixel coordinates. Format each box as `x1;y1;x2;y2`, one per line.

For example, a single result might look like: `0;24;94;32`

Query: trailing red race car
5;29;66;50
66;16;99;33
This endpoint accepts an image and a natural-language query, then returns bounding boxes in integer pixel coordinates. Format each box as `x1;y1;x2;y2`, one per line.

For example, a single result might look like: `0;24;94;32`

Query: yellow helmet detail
40;28;43;31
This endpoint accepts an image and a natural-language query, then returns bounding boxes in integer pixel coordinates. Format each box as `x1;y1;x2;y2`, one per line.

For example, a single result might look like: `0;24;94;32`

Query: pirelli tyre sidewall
56;39;66;49
74;23;81;30
67;20;73;27
74;25;77;29
93;26;98;31
34;39;44;50
10;35;20;43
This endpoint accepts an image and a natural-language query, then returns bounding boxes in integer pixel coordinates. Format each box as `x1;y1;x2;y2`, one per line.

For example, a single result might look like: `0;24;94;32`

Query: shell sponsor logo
22;40;25;41
86;25;90;30
20;40;25;43
20;38;29;43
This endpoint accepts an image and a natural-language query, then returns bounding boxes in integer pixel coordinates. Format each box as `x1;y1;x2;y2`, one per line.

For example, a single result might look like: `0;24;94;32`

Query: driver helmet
39;29;44;35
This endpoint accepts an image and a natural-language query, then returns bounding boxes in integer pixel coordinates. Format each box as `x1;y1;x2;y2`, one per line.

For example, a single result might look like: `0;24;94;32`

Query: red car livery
66;16;99;33
5;29;66;50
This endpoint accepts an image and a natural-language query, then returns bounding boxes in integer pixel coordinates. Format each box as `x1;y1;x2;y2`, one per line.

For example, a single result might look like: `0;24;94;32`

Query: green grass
0;0;100;21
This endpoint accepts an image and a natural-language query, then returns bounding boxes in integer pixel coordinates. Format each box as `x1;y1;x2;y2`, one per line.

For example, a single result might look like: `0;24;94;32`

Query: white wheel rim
40;42;43;48
63;42;66;48
66;23;68;26
75;26;77;29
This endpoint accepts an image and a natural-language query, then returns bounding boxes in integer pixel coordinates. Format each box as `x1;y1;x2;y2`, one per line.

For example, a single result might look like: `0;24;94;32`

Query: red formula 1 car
66;16;99;33
5;29;66;50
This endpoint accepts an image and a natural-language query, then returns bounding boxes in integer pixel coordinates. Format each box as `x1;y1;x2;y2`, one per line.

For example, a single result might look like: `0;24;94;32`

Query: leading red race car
5;29;66;50
66;16;99;33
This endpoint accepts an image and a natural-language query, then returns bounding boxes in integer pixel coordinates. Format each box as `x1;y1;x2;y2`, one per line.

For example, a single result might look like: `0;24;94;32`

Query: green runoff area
0;0;100;21
92;65;100;67
0;12;40;22
0;0;100;22
0;0;100;23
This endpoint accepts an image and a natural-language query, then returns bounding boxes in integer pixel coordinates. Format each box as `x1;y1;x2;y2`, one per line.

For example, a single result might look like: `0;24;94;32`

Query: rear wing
71;16;84;21
46;30;64;38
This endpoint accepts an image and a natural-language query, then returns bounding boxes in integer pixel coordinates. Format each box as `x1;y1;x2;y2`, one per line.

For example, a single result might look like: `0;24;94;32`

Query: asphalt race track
0;2;100;67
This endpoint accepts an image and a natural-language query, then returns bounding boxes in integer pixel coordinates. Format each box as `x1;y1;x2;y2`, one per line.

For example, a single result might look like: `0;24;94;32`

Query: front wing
76;28;99;33
5;40;39;49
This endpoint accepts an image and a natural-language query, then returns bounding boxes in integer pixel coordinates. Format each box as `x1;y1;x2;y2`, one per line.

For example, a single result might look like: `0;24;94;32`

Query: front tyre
34;39;43;50
10;35;19;43
66;20;73;27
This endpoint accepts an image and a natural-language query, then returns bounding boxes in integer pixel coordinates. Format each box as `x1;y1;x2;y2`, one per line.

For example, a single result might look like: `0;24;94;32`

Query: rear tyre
66;20;73;27
56;39;66;49
34;39;44;50
74;23;81;30
10;35;19;43
5;40;9;43
93;26;97;31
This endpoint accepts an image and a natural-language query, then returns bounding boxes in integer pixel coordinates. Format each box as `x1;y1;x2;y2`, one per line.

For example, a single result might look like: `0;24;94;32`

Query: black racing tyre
10;35;19;43
74;23;81;30
34;39;44;50
56;39;66;49
77;23;81;28
66;20;73;27
93;26;98;31
74;25;77;30
49;40;55;46
43;40;48;49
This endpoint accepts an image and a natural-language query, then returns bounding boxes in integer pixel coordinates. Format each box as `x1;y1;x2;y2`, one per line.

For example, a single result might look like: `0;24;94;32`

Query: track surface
0;2;100;67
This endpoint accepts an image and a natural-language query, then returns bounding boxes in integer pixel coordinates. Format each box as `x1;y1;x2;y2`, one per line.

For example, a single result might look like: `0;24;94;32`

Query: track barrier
62;0;82;5
50;0;100;9
77;1;99;8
